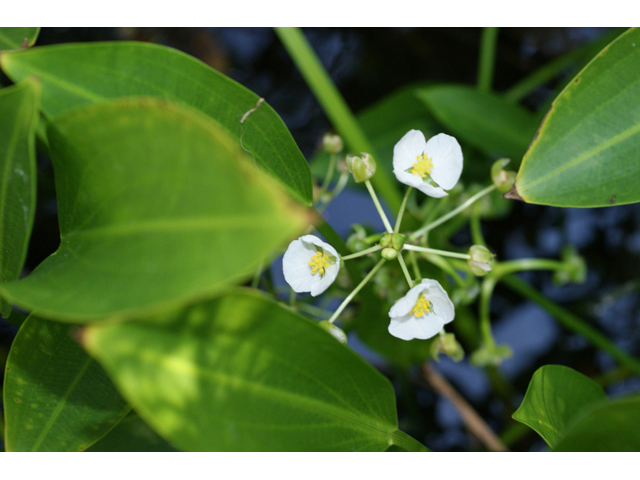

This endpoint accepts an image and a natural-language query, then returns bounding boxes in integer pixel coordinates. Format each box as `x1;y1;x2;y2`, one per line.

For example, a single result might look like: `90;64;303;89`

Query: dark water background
1;27;639;452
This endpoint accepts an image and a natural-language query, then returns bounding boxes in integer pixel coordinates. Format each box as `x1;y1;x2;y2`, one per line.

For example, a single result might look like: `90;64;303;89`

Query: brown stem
422;362;508;452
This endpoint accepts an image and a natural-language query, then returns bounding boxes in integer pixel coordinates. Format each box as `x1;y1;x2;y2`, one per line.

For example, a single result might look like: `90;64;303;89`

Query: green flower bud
553;245;587;285
381;247;398;260
380;232;405;250
430;332;465;362
470;343;513;367
318;320;347;344
346;152;376;183
491;158;517;193
467;245;494;276
322;133;343;154
346;225;369;253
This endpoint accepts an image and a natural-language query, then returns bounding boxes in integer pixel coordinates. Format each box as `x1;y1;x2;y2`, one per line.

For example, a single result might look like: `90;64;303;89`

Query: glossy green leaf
0;41;312;205
87;411;179;452
0;78;40;317
0;98;306;321
512;365;607;448
512;28;640;207
0;28;40;50
417;84;537;160
82;288;405;452
553;395;640;451
3;315;130;451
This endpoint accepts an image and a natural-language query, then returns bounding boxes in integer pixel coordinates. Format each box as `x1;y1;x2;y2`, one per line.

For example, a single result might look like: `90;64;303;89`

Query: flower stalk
327;258;386;324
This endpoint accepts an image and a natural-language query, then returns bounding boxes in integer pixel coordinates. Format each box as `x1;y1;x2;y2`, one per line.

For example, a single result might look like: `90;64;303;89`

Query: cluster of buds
379;232;405;261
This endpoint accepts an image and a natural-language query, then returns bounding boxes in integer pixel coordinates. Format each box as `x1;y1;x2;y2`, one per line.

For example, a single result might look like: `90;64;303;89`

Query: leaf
3;315;130;451
512;365;607;448
86;411;179;452
0;78;40;317
512;28;640;207
0;28;40;50
0;98;306;322
417;84;537;160
82;288;402;452
0;41;312;205
553;395;640;451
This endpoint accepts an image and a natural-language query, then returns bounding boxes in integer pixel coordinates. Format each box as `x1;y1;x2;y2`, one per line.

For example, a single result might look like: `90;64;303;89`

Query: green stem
502;275;640;377
470;211;486;246
411;185;496;240
317;152;337;201
341;245;382;261
404;244;470;260
389;429;429;452
397;253;414;288
493;258;567;277
477;27;499;93
408;250;423;281
479;277;498;348
365;180;393;233
394;187;412;234
275;27;401;211
327;259;386;324
419;253;466;288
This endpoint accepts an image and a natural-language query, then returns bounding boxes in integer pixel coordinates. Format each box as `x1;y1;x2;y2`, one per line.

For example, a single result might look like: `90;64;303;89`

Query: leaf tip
502;183;524;202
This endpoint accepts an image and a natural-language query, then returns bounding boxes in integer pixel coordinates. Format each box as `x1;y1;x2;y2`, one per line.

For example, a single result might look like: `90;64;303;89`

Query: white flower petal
389;282;425;317
282;235;340;296
388;313;445;341
393;129;427;172
424;133;463;190
388;278;455;341
282;239;317;293
310;261;339;296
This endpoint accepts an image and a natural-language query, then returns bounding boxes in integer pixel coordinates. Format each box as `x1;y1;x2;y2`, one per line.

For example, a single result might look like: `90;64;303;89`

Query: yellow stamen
410;294;431;318
411;153;433;177
309;251;330;276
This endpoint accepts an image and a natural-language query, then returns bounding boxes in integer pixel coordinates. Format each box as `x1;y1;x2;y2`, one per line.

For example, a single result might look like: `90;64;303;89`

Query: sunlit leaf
0;98;306;322
0;78;40;317
3;315;130;451
512;365;607;448
0;28;40;50
82;289;404;451
0;41;312;205
511;28;640;207
553;395;640;451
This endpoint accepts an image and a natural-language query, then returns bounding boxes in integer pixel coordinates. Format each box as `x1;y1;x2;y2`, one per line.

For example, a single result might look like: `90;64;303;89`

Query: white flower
283;235;340;297
388;279;455;341
392;130;463;198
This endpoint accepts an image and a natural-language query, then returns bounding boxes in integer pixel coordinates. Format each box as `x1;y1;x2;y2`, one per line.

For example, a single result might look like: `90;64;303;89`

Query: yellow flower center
411;153;433;178
309;251;330;276
410;294;431;318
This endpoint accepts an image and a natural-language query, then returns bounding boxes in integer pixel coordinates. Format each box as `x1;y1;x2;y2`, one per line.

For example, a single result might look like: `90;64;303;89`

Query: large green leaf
82;289;406;452
553;395;640;451
86;411;179;452
0;41;312;205
0;28;40;50
3;315;130;451
0;98;306;322
417;84;537;160
512;365;607;448
0;78;39;317
510;28;640;207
